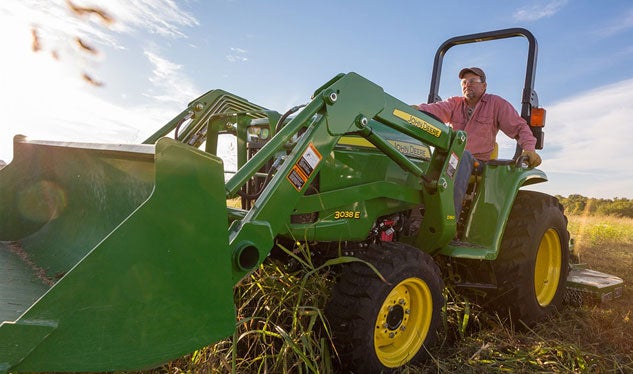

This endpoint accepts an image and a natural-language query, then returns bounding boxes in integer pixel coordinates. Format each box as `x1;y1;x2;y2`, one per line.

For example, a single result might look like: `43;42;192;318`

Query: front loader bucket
0;136;235;372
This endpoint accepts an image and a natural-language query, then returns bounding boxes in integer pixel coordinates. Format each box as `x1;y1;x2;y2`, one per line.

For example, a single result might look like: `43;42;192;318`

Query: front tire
326;242;444;373
491;191;570;326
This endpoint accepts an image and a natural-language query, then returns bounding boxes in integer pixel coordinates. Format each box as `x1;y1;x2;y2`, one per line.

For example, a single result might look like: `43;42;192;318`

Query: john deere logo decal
393;109;441;138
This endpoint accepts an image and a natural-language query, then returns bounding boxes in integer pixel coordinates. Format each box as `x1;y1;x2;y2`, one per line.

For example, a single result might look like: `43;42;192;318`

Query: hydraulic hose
275;104;307;133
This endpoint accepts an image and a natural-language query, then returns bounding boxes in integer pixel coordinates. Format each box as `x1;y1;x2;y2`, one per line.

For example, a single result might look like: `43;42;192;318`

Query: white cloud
528;78;633;198
0;0;198;58
143;50;200;104
596;9;633;37
106;0;198;38
0;1;199;162
513;0;568;22
226;47;248;62
0;39;177;160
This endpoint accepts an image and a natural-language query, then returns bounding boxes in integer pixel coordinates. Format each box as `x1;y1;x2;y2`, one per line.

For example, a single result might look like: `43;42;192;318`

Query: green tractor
0;28;622;373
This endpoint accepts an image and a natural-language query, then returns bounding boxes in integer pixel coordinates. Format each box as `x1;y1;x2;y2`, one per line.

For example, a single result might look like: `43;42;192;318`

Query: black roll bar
427;27;542;153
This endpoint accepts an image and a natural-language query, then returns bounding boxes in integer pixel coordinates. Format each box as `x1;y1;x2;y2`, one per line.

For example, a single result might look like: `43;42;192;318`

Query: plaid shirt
417;93;536;160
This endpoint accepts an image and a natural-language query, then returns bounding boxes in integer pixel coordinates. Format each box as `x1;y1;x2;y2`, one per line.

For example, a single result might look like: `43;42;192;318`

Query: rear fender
438;163;547;260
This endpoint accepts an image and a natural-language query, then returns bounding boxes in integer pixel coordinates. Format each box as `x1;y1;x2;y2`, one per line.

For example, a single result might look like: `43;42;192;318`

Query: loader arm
221;72;466;281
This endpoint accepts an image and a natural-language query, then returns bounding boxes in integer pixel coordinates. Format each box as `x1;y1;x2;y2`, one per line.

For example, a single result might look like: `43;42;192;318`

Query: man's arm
416;98;459;124
495;98;541;167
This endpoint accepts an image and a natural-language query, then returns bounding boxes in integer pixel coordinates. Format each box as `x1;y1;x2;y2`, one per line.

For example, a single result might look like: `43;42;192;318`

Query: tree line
555;194;633;218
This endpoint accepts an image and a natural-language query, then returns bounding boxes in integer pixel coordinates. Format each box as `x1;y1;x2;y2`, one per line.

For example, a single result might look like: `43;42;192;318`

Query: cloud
513;0;568;22
545;78;633;169
0;1;199;162
106;0;198;38
528;78;633;198
596;9;633;37
0;45;176;163
0;0;198;53
143;50;200;104
226;47;248;62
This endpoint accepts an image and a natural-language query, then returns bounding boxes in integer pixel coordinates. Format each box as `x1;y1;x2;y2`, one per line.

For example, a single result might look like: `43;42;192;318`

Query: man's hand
522;150;542;168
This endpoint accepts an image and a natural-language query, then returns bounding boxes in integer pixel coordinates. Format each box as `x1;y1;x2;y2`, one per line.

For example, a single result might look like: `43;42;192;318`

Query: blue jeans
454;151;474;222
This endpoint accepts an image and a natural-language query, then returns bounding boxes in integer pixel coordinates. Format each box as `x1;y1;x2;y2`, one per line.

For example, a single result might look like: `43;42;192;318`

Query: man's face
461;72;487;101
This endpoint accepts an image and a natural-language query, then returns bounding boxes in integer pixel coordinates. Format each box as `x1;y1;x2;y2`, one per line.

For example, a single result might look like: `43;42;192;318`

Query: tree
596;198;633;218
557;195;633;218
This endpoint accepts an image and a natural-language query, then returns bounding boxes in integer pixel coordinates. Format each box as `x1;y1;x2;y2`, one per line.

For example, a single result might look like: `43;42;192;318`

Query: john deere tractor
0;28;622;373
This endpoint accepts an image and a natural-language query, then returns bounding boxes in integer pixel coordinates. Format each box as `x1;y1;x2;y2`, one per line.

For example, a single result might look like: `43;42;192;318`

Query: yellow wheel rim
374;277;433;368
534;228;562;306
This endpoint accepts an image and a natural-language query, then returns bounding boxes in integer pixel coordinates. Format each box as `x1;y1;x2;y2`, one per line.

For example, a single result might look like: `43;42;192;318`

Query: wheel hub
386;305;405;330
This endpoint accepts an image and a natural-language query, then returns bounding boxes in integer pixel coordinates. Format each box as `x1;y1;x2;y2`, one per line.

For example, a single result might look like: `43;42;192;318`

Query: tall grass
568;214;633;248
567;215;633;284
156;243;342;373
226;245;335;374
155;214;633;373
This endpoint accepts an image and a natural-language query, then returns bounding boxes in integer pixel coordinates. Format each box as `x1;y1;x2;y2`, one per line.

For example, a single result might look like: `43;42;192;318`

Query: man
416;67;541;166
415;67;541;221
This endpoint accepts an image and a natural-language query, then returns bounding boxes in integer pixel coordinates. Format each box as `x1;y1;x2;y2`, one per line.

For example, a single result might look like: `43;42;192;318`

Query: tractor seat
490;142;498;160
486;142;524;166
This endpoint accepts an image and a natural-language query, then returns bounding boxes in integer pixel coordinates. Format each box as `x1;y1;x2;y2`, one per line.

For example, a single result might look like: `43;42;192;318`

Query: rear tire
491;191;569;326
325;242;444;373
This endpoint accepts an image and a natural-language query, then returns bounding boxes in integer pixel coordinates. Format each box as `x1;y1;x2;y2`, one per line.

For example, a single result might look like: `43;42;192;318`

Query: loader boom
144;72;468;281
223;73;466;281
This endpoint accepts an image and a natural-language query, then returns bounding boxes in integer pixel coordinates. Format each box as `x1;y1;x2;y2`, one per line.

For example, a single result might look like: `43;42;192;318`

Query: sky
1;0;633;198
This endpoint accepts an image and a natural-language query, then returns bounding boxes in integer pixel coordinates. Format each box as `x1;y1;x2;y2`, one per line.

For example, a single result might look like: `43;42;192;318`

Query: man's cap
459;67;486;82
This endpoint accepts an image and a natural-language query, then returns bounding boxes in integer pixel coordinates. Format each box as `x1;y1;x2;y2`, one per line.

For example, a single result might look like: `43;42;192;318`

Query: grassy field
415;215;633;373
153;215;632;373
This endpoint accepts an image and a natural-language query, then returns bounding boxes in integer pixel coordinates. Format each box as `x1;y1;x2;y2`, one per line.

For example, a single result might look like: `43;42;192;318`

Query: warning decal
447;152;459;179
287;169;306;190
287;143;323;191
